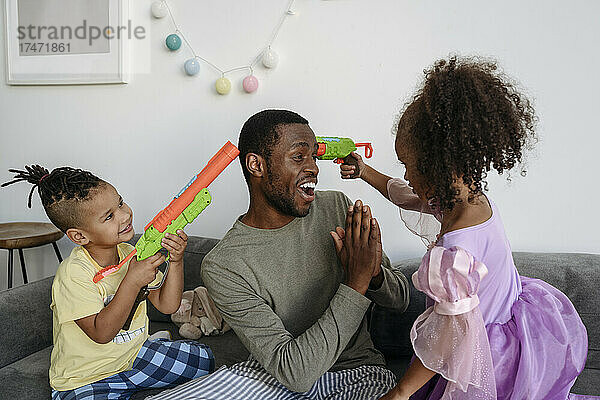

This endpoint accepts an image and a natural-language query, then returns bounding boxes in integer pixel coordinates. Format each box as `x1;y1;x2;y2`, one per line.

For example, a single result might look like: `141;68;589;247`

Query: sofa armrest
0;276;54;368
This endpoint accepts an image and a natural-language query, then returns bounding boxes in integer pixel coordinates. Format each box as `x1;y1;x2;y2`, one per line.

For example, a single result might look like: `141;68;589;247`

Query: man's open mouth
298;181;316;201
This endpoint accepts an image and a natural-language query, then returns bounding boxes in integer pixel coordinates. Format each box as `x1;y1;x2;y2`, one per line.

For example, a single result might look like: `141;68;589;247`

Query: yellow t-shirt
49;243;164;391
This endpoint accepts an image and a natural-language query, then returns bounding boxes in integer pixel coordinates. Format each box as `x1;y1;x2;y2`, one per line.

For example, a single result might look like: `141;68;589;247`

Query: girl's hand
340;151;366;179
161;229;188;263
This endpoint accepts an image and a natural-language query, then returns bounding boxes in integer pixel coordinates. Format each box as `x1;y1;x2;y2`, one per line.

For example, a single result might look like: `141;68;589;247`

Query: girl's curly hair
396;56;538;211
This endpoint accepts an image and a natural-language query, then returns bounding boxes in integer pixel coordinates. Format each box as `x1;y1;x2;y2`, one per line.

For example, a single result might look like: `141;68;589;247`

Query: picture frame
4;0;130;85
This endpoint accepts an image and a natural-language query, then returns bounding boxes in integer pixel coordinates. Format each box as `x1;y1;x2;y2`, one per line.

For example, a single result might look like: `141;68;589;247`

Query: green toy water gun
316;136;373;164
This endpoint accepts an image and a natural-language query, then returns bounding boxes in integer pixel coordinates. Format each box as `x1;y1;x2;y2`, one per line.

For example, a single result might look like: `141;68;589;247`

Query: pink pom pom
243;75;259;93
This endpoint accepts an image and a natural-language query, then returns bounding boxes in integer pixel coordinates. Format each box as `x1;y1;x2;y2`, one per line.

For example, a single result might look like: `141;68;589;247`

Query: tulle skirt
410;276;590;400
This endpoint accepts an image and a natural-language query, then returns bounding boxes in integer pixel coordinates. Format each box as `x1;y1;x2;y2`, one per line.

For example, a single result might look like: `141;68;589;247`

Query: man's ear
246;153;266;179
66;228;90;246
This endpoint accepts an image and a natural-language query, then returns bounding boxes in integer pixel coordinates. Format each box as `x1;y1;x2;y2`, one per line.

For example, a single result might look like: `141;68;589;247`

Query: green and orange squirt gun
92;141;240;330
316;137;373;178
316;136;373;163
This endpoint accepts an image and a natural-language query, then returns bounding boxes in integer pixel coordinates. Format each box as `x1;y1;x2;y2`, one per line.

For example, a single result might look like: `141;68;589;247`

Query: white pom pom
151;1;168;18
262;48;279;69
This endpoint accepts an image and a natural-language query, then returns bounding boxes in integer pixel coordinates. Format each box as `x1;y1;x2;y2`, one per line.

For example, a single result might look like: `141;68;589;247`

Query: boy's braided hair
2;165;104;232
397;56;538;211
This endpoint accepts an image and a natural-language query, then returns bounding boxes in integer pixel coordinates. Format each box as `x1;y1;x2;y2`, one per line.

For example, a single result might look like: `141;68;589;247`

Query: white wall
1;0;599;290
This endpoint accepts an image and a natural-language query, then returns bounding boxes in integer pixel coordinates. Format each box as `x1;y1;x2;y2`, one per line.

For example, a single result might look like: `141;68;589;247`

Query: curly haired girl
341;56;591;399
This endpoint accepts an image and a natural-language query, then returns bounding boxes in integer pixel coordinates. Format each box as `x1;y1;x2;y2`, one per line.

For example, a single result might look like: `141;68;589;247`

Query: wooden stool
0;222;64;289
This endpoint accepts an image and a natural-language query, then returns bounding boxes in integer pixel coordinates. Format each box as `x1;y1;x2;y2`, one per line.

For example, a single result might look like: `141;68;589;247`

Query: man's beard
264;166;311;218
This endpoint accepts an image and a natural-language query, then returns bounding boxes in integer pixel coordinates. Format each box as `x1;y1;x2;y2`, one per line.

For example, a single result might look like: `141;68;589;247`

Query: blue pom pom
184;58;200;76
166;34;182;51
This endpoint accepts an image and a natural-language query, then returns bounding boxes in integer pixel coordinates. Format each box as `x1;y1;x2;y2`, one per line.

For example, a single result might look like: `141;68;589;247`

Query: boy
2;165;214;399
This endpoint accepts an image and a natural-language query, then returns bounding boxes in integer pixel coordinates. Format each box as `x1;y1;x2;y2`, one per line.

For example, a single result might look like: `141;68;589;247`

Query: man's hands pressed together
331;199;383;295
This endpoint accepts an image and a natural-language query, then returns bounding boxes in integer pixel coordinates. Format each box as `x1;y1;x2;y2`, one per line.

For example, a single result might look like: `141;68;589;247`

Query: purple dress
387;179;592;400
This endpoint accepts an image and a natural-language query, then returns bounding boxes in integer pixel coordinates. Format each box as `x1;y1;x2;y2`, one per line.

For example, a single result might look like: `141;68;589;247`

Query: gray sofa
0;235;597;399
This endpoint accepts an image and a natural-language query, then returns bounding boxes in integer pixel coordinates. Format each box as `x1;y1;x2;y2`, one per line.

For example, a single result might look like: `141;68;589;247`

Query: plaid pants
147;359;397;400
52;338;215;400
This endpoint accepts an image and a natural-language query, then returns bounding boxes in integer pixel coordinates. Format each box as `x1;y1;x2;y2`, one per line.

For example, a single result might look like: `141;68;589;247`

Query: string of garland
151;0;297;95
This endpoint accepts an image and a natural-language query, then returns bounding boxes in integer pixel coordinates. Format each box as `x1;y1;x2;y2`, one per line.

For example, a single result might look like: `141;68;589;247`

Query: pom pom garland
152;0;297;95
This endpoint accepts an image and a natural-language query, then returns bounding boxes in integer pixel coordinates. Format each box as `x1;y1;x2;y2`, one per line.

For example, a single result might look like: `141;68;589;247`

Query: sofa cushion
0;346;52;400
0;276;53;369
573;367;600;395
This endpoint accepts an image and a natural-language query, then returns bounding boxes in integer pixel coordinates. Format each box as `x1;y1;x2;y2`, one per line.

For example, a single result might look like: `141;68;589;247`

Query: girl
341;57;592;399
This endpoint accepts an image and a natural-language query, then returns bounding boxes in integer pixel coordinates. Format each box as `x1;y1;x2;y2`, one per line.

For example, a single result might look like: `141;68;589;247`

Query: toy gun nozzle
355;143;373;159
316;143;327;157
333;142;373;163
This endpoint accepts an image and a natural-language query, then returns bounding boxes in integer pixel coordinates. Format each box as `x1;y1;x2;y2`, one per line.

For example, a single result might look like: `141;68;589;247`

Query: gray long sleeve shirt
201;190;409;392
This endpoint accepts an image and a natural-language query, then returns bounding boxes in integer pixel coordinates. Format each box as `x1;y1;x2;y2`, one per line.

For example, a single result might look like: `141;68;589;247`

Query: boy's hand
161;229;188;263
340;151;366;179
126;253;165;289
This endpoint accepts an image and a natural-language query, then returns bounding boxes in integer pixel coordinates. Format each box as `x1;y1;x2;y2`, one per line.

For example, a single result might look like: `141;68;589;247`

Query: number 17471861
19;42;71;54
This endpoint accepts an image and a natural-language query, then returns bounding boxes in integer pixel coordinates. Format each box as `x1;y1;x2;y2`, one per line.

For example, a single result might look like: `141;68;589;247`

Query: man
155;110;409;399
